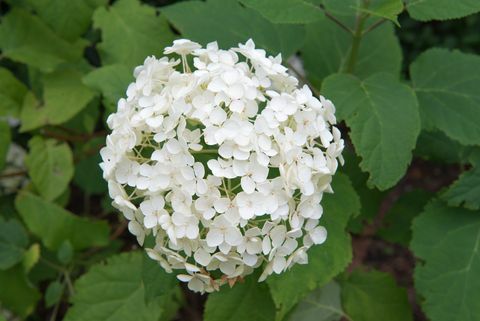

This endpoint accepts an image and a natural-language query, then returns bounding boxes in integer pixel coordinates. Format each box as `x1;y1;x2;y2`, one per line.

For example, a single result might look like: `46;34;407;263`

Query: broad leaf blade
240;0;322;24
407;0;480;21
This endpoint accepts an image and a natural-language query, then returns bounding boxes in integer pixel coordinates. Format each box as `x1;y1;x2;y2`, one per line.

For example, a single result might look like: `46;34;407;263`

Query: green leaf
410;48;480;146
302;19;401;84
93;0;174;68
411;200;480;321
204;273;276;321
73;139;108;195
15;191;110;251
0;67;28;118
83;64;133;112
377;189;432;246
0;265;40;318
45;280;64;308
142;252;178;303
25;137;74;201
323;0;403;23
57;240;74;264
266;173;360;319
239;0;322;24
442;166;480;210
22;243;40;273
23;0;108;41
0;8;85;72
322;73;420;190
341;270;413;321
0;121;11;171
406;0;480;21
64;252;177;321
20;68;97;132
358;0;404;25
0;218;28;270
288;281;344;321
162;0;306;58
414;130;475;164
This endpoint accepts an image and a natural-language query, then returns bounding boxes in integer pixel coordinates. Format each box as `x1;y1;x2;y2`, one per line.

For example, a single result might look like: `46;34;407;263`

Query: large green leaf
64;252;177;321
0;67;28;118
0;121;10;171
377;189;432;246
0;8;85;72
204;273;276;321
302;18;401;85
341;270;413;321
239;0;322;24
25;137;74;201
442;167;480;210
411;200;480;321
20;68;97;132
23;0;108;41
93;0;174;68
15;191;109;251
266;173;360;319
83;64;133;112
142;252;178;303
414;130;475;164
162;0;306;58
322;73;420;190
288;281;344;321
0;218;28;270
323;0;403;25
407;0;480;21
0;265;40;318
410;49;480;146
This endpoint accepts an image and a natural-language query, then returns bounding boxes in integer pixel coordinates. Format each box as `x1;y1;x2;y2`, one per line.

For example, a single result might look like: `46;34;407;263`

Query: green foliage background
0;0;480;320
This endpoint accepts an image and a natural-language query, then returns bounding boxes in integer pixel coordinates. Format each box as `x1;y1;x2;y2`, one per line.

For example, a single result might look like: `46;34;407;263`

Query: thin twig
362;18;387;35
0;170;27;179
319;4;354;35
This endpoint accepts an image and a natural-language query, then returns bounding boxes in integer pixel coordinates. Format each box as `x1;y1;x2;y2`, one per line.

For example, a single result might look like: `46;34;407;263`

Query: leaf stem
362;18;387;35
319;4;354;35
345;12;368;74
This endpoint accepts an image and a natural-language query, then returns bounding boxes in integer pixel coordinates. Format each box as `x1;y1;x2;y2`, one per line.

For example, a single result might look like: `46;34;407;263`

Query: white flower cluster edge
100;39;344;293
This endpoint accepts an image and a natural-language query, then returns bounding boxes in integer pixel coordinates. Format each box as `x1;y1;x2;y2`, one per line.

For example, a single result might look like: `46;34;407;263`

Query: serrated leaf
239;0;322;24
15;191;110;251
411;200;480;321
0;8;85;72
377;189;432;246
358;0;404;25
0;121;11;171
442;167;480;210
266;173;360;319
406;0;480;21
341;270;413;321
0;218;28;270
142;252;177;303
288;281;344;321
204;273;276;321
83;64;133;112
64;252;176;321
0;67;28;118
302;18;401;84
322;73;420;190
20;68;97;132
0;265;40;318
23;0;108;41
410;49;480;146
45;281;64;308
162;0;306;58
93;0;174;68
24;137;74;201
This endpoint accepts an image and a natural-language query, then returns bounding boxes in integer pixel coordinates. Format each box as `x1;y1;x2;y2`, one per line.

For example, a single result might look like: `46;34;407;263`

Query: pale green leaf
442;167;480;210
322;73;420;190
15;191;110;251
162;0;306;58
239;0;322;24
64;252;176;321
22;243;40;273
0;67;28;118
288;281;344;321
0;265;40;318
341;270;413;321
410;49;480;146
204;273;276;321
0;218;28;270
302;19;401;84
0;121;11;171
25;136;74;201
93;0;175;68
0;8;85;72
20;68;97;132
267;173;360;319
411;200;480;321
407;0;480;21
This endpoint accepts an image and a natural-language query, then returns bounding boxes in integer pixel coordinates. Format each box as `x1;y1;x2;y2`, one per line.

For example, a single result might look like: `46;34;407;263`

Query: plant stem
345;13;368;74
319;4;354;35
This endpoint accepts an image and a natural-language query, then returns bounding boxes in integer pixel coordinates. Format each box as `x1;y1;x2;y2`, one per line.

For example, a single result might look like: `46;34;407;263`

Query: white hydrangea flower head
100;38;344;293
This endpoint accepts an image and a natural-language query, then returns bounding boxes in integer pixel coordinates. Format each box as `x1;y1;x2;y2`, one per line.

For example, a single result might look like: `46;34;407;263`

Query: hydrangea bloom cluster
100;39;344;293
